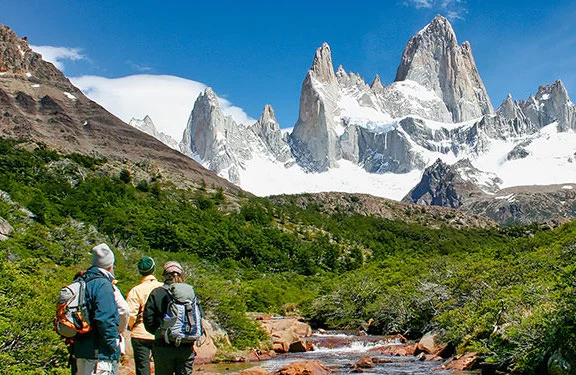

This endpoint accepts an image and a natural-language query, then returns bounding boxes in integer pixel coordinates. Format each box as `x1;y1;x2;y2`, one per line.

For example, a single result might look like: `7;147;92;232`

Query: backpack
158;283;203;347
55;272;103;338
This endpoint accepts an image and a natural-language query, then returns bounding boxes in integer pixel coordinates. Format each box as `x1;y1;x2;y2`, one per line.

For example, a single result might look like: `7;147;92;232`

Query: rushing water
254;333;457;375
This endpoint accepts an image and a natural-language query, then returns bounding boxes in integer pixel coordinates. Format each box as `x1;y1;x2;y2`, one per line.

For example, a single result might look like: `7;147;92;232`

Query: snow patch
562;185;574;190
495;194;516;202
63;92;77;100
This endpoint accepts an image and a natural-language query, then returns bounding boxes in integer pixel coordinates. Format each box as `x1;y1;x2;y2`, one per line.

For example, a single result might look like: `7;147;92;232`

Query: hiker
126;256;163;375
143;261;199;375
74;243;121;375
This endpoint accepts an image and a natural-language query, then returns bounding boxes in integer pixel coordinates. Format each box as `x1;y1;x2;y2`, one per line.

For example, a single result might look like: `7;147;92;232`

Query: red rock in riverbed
257;317;313;353
275;360;331;375
439;352;479;371
354;356;374;368
380;343;417;356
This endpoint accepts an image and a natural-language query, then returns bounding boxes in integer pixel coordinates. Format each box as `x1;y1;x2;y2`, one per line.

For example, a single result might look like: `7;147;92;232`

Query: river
199;332;464;375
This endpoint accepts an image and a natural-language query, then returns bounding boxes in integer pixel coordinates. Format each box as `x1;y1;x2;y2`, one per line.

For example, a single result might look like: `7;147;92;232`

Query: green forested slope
0;139;574;374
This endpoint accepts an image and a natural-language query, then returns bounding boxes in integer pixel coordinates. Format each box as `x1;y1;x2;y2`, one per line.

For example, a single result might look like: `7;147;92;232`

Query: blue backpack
159;283;203;346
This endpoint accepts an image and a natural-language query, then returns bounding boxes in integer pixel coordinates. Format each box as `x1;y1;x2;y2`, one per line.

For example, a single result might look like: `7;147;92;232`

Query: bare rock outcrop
0;216;13;241
395;15;494;122
257;317;313;353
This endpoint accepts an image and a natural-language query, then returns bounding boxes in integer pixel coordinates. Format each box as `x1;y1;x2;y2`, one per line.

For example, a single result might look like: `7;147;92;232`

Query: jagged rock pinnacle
395;15;494;122
370;74;384;93
310;42;337;84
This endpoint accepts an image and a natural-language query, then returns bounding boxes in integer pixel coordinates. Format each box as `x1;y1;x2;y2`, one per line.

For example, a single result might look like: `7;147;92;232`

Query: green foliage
1;137;576;372
0;254;70;375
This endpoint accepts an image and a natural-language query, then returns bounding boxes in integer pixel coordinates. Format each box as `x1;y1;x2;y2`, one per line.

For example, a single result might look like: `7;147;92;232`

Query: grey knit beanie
92;243;115;269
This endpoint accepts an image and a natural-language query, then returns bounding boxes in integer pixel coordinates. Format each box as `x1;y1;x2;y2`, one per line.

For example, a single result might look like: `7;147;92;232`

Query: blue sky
3;1;576;139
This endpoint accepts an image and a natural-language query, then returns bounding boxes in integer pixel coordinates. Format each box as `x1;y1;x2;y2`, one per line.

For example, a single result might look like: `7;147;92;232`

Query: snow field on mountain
237;156;423;200
473;124;576;188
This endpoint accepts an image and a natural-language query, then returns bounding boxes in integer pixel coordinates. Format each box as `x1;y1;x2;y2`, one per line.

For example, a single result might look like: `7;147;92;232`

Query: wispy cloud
30;45;87;71
404;0;467;20
127;60;153;73
71;74;256;141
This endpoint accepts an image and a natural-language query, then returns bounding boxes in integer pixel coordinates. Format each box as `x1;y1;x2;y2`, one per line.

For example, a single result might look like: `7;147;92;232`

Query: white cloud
30;45;86;71
71;74;257;141
404;0;467;20
409;0;432;8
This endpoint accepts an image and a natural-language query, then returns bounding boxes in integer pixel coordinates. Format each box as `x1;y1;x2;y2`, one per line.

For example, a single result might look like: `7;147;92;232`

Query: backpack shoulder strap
82;271;107;284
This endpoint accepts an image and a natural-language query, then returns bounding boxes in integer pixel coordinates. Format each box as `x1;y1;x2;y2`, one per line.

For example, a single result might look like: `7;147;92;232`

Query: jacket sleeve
126;287;140;330
114;285;130;333
143;287;161;335
93;279;120;358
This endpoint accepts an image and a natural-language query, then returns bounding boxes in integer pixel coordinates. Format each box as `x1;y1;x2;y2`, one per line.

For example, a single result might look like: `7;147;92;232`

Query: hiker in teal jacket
74;244;121;375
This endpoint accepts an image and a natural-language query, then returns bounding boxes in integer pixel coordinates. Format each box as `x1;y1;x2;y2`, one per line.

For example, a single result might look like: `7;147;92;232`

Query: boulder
439;352;479;371
194;318;232;364
258;317;312;353
380;343;417;356
0;217;13;241
289;339;313;353
354;356;374;369
275;360;331;375
416;331;453;358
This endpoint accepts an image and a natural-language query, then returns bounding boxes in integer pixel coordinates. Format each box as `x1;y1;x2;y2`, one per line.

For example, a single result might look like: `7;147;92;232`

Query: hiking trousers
151;344;195;375
76;358;119;375
131;338;154;375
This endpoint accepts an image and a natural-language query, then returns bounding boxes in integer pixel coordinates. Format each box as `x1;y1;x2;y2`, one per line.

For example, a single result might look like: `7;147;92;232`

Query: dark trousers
151;344;195;375
131;338;154;375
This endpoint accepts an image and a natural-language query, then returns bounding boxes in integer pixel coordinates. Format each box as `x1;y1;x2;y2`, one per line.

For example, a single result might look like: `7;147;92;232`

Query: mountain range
1;16;575;225
134;14;575;225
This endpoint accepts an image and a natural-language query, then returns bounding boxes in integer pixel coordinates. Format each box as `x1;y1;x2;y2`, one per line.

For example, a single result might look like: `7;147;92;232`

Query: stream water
199;333;465;375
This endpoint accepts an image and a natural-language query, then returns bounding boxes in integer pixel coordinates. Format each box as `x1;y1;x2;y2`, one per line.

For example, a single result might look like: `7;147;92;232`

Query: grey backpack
159;283;203;346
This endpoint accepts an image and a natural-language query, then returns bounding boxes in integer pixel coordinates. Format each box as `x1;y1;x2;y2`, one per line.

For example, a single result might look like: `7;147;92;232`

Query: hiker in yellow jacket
126;256;163;375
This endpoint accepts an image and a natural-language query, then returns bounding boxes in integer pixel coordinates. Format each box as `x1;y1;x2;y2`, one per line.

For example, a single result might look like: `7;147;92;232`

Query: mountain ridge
0;24;241;193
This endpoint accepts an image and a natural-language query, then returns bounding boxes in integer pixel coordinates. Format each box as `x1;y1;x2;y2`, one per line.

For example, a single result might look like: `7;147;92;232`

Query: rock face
250;105;292;162
129;115;179;149
180;89;291;183
0;23;239;193
403;159;502;208
518;80;576;131
290;43;342;172
395;15;494;122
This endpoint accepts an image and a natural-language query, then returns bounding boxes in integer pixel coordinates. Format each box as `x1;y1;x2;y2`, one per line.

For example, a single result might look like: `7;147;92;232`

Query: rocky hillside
404;158;576;225
270;191;497;230
0;24;240;193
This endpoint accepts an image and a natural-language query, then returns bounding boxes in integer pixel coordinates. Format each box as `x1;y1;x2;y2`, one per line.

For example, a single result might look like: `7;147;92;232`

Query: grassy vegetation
0;138;575;374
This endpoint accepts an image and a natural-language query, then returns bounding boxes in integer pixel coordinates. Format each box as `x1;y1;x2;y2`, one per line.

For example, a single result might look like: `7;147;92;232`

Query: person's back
143;261;196;375
74;244;120;375
127;256;163;375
